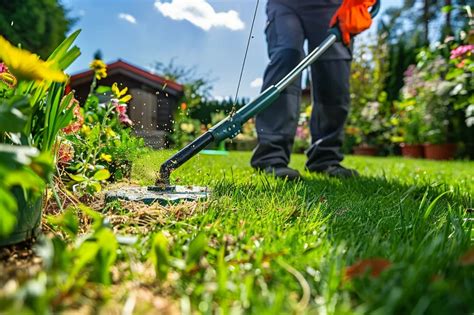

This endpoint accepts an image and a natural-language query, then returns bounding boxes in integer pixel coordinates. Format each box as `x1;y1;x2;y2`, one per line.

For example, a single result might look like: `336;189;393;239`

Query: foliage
0;0;75;59
169;103;203;148
62;63;146;195
346;34;392;147
153;58;214;111
392;34;473;145
380;0;470;45
383;32;425;102
0;31;81;239
0;205;122;314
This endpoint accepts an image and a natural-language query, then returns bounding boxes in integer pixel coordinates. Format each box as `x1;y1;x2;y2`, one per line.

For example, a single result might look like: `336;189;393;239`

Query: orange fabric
330;0;376;45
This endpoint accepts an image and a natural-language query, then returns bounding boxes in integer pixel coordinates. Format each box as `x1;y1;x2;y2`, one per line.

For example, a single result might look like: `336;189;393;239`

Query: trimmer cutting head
105;185;209;205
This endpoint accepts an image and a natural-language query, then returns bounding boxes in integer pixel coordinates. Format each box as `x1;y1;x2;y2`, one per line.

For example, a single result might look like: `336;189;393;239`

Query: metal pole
275;34;337;92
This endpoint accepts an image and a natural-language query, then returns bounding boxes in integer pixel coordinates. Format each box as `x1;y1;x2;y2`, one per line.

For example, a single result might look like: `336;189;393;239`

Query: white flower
466;117;474;128
466;104;474;117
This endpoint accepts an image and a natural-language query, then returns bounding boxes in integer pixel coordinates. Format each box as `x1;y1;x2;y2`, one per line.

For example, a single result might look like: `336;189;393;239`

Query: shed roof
69;59;184;97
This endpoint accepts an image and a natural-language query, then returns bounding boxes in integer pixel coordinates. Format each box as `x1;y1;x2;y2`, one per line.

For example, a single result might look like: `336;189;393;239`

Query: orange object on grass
330;0;376;45
345;258;391;280
459;248;474;266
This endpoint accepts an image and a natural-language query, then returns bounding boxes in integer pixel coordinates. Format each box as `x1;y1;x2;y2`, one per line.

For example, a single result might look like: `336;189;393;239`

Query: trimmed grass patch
130;151;473;314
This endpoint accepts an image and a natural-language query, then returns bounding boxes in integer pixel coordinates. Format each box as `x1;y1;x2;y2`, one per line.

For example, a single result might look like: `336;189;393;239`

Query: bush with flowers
345;34;392;152
60;61;145;195
170;102;203;148
391;35;473;151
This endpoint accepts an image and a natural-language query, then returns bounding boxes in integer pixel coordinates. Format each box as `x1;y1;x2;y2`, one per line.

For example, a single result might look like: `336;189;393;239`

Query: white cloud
250;77;263;89
118;13;137;24
154;0;245;31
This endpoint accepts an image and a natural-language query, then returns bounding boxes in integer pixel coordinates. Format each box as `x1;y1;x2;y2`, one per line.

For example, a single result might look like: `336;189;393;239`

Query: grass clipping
105;199;207;235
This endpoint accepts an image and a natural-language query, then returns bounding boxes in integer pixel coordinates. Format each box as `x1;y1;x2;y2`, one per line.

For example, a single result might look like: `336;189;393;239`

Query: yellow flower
81;124;91;135
0;35;67;82
100;153;112;163
180;123;195;133
390;136;404;143
112;82;132;103
0;71;17;87
105;127;116;138
89;59;107;80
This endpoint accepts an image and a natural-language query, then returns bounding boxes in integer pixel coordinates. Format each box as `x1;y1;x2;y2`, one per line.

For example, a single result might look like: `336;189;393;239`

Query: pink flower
404;64;416;78
57;142;74;165
119;113;133;126
0;63;8;73
450;45;474;59
63;100;84;134
115;104;127;115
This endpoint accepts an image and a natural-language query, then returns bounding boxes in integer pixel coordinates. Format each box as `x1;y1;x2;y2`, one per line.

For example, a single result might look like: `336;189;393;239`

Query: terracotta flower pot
353;145;378;156
423;143;457;160
400;144;424;159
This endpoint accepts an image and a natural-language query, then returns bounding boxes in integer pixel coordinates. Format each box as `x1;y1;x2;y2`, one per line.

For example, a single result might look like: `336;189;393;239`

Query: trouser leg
250;2;305;169
306;60;351;171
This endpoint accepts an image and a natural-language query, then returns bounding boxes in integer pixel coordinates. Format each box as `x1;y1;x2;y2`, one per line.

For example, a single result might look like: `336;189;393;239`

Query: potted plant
0;31;81;246
0;145;53;246
399;41;474;160
347;100;389;156
390;97;425;159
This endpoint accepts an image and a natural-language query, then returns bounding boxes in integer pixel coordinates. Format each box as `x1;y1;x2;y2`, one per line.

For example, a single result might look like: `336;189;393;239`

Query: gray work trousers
251;0;351;172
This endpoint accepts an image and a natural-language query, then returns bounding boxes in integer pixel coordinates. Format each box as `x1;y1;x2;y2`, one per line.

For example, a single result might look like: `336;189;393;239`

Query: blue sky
63;0;402;100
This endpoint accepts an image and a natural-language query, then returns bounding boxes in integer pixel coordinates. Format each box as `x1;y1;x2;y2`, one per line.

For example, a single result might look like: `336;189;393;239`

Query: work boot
315;164;359;179
260;165;301;181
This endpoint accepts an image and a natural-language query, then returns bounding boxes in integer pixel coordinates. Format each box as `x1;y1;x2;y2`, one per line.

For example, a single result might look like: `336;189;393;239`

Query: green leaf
47;206;79;238
92;228;118;285
151;232;170;281
47;29;82;70
95;86;112;94
0;144;39;167
93;169;111;181
441;5;453;13
90;182;102;193
0;188;18;236
186;232;207;267
0;107;27;133
4;170;45;191
66;240;99;290
424;191;450;220
78;204;103;225
69;173;87;182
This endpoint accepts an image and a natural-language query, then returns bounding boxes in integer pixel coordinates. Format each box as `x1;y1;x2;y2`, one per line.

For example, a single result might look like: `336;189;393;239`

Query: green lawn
128;151;473;314
3;151;472;314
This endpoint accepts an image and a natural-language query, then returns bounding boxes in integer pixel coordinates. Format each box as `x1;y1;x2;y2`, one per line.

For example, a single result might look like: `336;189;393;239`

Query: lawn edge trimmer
106;0;380;205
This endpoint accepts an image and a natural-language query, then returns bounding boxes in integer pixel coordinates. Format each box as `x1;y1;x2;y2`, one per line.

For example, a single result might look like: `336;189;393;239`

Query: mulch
0;239;42;288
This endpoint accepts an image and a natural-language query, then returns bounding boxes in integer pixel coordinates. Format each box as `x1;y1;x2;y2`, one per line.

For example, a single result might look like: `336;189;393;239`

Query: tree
0;0;75;58
153;58;216;109
93;50;104;61
381;0;470;44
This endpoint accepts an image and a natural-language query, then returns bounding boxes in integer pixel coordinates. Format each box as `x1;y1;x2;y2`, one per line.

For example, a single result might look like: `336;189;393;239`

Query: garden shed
69;60;184;148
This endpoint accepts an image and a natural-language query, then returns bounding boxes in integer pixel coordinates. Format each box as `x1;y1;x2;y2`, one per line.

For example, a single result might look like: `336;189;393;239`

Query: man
251;0;375;180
